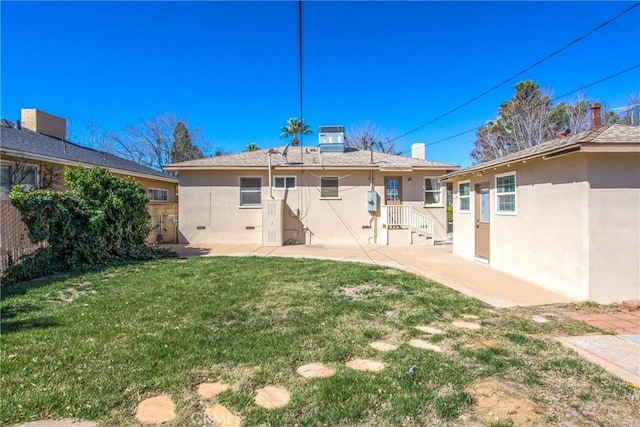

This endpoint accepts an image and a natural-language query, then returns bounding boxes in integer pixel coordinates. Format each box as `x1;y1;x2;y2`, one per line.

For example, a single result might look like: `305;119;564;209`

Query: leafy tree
279;118;312;147
470;81;567;163
244;143;260;152
4;167;171;285
169;122;203;163
345;121;399;154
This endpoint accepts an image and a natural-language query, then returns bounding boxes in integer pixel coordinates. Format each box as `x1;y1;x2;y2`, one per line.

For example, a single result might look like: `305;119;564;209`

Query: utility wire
419;63;640;149
298;0;305;147
388;2;640;144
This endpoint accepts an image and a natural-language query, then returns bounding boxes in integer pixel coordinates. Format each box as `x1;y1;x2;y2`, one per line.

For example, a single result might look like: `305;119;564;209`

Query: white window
320;177;339;199
458;181;470;213
423;177;443;206
1;162;38;200
147;187;169;202
496;172;516;214
240;177;262;206
274;176;296;190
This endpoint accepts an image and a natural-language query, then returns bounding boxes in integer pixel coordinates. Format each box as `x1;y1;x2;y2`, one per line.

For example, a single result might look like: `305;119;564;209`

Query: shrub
447;205;453;223
3;166;174;285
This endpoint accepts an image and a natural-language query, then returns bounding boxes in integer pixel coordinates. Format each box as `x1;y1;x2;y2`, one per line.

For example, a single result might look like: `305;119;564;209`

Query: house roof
441;124;640;180
164;146;458;172
0;121;177;183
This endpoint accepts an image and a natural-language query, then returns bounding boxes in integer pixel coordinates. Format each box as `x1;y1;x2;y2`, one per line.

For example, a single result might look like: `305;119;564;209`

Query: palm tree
279;118;312;147
244;143;260;152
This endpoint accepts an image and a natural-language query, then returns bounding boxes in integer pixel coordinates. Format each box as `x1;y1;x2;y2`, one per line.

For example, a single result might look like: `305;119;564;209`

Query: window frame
239;176;262;207
495;171;517;215
1;161;39;200
147;187;169;202
423;176;444;207
458;180;471;213
273;175;297;190
320;176;340;199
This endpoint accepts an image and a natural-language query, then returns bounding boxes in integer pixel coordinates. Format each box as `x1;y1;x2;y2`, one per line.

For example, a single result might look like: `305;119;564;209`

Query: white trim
423;176;444;207
273;175;297;190
147;187;169;202
239;176;262;207
320;176;340;199
458;180;471;213
495;171;517;215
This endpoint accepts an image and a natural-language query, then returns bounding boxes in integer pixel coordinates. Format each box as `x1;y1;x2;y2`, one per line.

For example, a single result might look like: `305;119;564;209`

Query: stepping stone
463;314;480;319
369;341;398;352
345;358;385;372
297;363;335;378
452;321;481;330
409;339;443;352
415;325;444;334
531;315;549;323
198;382;230;399
135;395;175;425
205;403;241;427
255;386;290;409
475;338;500;348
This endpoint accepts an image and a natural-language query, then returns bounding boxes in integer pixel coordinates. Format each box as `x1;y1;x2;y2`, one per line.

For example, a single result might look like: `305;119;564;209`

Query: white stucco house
164;127;459;247
441;114;640;303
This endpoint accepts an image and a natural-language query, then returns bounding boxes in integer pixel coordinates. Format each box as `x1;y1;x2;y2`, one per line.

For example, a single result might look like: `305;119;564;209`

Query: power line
419;63;640;149
388;2;640;144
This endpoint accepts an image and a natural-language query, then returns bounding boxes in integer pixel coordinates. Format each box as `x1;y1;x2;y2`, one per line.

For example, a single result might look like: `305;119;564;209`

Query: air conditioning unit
318;125;345;153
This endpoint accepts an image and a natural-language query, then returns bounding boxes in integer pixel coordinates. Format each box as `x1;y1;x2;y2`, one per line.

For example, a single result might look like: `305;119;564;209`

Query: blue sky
2;1;639;167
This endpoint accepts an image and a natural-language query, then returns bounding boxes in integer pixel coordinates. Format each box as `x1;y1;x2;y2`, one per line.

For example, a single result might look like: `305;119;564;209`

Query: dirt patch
339;283;397;300
56;282;94;303
467;379;542;426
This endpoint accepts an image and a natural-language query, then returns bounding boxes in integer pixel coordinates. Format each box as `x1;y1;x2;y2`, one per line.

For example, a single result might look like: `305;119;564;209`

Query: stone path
198;382;230;399
135;395;176;425
368;341;398;352
452;320;481;330
408;339;442;352
296;363;335;378
415;325;443;334
205;404;241;427
345;359;385;372
254;386;291;409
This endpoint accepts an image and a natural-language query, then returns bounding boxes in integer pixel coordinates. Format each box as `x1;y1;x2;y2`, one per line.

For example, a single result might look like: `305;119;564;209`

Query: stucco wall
452;155;591;300
177;168;450;246
587;153;640;303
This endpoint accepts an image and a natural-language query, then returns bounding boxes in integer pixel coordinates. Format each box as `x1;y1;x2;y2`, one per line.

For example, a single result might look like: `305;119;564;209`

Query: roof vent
318;125;345;153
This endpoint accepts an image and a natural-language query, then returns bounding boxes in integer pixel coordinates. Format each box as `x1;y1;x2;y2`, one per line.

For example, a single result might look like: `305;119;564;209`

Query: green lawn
1;257;638;426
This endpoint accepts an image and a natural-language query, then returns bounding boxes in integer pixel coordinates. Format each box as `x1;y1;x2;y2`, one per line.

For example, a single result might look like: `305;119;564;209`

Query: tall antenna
298;0;304;149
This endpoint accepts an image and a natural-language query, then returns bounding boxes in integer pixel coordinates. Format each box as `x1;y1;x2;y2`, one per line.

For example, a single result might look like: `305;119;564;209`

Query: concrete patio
167;243;576;308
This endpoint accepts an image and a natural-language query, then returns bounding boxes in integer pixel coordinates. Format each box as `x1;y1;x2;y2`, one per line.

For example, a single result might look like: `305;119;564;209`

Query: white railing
381;204;434;237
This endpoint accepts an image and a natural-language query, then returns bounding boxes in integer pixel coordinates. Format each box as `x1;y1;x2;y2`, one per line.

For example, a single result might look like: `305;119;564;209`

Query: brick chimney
20;109;67;140
590;103;601;129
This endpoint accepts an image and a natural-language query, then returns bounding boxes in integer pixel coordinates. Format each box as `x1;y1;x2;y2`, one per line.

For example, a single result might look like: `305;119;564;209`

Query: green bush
447;204;453;223
3;166;174;285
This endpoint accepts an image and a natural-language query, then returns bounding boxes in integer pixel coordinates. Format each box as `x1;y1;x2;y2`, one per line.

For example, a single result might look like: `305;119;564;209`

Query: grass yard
1;256;638;426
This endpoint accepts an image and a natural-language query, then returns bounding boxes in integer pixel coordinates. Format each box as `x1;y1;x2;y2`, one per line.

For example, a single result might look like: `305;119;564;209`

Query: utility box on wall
367;190;378;212
262;199;284;246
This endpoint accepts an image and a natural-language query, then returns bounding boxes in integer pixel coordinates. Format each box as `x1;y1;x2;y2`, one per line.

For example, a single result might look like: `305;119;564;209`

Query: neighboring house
164;127;458;247
0;109;179;266
441;106;639;304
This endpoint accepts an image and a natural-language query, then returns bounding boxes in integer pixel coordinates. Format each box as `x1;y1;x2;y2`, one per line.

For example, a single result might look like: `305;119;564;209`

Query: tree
279;118;312;147
345;121;399;154
169;122;203;163
244;143;260;152
470;81;567;163
108;112;208;170
4;167;170;284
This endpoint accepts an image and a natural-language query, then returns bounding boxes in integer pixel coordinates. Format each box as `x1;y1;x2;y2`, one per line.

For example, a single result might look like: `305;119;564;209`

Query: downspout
268;152;273;199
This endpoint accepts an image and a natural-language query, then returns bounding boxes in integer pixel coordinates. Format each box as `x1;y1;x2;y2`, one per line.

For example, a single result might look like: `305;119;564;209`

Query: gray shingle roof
164;146;458;171
441;124;640;179
0;123;177;182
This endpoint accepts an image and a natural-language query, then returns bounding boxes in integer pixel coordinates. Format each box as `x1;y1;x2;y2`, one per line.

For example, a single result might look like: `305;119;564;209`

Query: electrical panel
367;190;378;212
